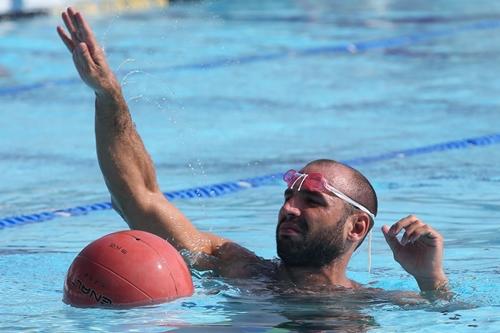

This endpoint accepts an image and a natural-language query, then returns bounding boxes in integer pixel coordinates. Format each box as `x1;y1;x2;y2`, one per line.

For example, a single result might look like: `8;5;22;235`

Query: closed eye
302;191;327;206
306;197;321;204
283;189;328;206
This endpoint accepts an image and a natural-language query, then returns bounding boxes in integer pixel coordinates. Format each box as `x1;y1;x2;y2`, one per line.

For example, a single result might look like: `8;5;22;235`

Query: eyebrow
301;189;324;197
303;189;329;202
284;188;329;202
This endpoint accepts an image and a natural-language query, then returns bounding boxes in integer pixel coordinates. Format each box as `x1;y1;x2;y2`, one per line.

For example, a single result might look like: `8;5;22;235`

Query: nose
282;196;301;217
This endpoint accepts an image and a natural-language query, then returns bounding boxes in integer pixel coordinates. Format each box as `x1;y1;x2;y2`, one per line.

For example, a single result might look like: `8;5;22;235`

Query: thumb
382;225;402;253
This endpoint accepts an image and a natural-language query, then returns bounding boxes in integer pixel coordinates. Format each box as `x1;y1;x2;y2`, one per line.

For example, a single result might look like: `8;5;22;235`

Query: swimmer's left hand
382;215;448;292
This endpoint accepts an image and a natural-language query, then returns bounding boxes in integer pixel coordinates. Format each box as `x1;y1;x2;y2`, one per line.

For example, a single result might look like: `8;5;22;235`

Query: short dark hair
305;159;378;249
305;159;377;214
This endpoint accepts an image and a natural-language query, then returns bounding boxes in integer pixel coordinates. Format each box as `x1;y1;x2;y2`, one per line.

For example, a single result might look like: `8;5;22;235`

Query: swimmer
57;8;449;297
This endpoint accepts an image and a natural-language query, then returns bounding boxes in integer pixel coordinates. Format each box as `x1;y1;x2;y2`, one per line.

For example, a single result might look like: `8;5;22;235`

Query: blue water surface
1;0;499;332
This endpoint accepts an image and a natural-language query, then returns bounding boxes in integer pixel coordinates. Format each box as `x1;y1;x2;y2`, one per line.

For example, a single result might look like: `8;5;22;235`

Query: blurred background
0;0;169;18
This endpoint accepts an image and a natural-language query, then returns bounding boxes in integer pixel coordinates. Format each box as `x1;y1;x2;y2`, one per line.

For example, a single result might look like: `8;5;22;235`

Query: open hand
382;215;447;291
57;8;118;95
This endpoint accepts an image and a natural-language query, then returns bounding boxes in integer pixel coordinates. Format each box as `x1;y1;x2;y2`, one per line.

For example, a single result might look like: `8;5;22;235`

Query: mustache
278;215;308;233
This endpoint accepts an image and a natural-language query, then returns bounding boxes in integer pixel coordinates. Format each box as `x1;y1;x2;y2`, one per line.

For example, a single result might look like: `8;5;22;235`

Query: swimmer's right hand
57;7;120;97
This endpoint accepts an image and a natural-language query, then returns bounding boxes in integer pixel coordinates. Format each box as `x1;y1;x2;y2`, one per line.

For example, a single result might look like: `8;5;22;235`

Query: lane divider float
1;132;499;229
2;19;500;96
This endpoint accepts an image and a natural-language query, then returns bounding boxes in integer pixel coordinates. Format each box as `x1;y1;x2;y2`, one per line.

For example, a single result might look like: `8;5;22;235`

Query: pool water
1;0;500;331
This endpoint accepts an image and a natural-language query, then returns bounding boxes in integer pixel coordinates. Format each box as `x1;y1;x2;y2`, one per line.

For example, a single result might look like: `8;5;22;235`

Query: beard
276;215;348;268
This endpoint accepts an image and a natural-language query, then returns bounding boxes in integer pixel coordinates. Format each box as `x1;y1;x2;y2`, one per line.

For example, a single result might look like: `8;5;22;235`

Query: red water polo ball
63;230;194;307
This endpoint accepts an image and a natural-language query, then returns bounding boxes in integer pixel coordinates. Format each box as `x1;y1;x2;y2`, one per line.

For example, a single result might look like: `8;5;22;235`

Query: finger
68;7;84;42
62;11;78;42
72;44;93;80
408;225;441;245
74;12;94;42
74;12;99;56
56;26;74;52
400;220;426;245
75;42;95;70
389;215;420;236
382;225;403;253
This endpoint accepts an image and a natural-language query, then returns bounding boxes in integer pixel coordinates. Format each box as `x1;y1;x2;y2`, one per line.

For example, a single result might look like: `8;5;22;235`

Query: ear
346;213;370;244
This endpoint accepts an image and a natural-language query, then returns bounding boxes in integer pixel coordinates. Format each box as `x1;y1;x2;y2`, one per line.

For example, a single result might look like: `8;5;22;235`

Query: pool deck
0;0;169;19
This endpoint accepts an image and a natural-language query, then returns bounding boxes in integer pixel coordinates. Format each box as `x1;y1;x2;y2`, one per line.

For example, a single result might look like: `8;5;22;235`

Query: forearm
94;86;159;203
94;87;224;254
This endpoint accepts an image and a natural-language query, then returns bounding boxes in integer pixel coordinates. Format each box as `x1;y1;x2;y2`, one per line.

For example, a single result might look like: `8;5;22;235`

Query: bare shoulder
213;242;276;278
187;241;275;279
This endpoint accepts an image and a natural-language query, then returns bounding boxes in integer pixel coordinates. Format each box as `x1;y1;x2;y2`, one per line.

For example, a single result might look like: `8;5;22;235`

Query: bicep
115;189;221;255
112;190;266;278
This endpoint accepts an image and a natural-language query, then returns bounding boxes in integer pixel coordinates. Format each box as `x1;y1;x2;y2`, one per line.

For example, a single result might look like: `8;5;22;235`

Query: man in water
57;8;448;294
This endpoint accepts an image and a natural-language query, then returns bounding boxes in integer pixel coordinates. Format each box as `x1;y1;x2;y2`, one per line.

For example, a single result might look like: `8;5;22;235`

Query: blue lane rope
1;132;499;230
2;19;500;97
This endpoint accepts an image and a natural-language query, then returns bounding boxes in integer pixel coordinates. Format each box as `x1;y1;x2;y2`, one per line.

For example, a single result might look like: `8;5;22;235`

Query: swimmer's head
276;159;377;267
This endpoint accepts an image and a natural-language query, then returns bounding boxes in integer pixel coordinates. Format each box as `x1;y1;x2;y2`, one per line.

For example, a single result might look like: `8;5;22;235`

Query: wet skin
57;7;449;298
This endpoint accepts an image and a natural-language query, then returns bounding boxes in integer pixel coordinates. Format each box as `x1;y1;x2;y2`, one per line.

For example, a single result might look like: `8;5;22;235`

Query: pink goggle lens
283;169;326;193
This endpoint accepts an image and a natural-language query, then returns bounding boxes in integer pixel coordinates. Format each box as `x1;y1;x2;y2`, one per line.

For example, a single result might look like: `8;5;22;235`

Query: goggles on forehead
283;169;376;221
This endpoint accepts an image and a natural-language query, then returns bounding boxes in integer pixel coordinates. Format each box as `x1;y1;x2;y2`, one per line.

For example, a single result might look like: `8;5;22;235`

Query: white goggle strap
290;173;308;191
368;229;372;274
326;183;374;273
324;183;375;221
297;174;308;191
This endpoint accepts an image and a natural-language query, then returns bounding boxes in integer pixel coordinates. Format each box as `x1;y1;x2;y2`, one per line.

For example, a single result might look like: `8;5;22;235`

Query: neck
278;254;359;289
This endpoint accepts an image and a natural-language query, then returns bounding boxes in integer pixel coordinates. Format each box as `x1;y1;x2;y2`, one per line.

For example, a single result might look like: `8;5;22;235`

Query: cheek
303;207;326;222
304;208;341;231
298;210;320;233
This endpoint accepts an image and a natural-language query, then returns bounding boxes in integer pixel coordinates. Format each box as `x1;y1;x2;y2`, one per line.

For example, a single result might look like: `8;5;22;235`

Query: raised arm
56;8;226;258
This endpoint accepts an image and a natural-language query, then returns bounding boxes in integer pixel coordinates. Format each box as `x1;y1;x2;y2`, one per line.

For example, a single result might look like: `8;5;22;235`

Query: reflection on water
173;275;399;332
165;271;474;332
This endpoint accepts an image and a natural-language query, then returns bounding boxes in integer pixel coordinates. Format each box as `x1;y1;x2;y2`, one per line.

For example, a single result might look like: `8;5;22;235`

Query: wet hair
304;159;378;249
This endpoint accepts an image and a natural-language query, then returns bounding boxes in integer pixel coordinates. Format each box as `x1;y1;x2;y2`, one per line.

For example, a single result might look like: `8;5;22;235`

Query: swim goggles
283;169;375;221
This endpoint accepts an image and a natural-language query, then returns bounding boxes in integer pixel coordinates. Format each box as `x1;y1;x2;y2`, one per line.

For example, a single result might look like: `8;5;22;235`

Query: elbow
111;197;127;220
110;189;160;228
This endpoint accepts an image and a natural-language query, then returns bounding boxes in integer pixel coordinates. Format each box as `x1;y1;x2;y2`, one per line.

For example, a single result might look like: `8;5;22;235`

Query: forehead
300;164;352;193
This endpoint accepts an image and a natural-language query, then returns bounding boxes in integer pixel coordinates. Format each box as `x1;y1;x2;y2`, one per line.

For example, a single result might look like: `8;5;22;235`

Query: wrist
95;82;122;101
415;272;448;292
94;84;130;127
95;84;126;110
